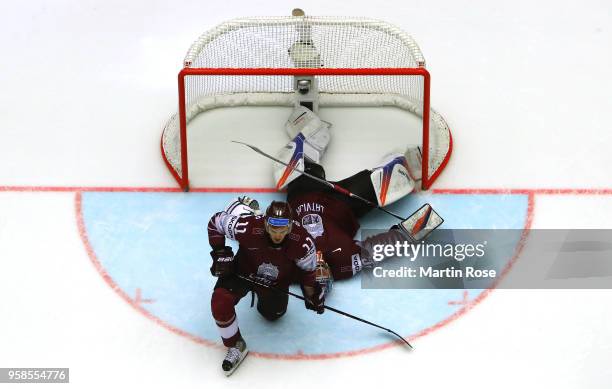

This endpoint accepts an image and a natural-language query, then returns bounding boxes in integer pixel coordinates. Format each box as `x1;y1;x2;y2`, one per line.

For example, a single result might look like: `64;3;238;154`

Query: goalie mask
264;201;293;245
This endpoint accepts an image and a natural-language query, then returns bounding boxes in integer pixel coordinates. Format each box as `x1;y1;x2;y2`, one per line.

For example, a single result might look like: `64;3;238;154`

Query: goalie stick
232;140;407;221
236;274;414;350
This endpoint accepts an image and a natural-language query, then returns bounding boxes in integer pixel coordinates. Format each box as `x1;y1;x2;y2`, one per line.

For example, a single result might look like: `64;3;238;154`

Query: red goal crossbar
164;67;449;191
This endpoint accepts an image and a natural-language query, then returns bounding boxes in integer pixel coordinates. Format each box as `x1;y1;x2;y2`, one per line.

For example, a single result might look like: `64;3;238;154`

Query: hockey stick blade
231;140;405;221
236;274;414;350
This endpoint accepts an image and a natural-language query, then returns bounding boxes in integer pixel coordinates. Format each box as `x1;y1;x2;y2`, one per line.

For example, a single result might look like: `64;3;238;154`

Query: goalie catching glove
210;246;235;277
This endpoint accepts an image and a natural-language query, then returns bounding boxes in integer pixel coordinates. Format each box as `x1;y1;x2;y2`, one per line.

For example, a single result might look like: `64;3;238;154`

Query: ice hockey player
207;197;324;376
273;106;443;288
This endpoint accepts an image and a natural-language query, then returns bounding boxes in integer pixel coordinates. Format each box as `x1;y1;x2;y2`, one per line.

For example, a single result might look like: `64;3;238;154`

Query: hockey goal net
162;15;452;190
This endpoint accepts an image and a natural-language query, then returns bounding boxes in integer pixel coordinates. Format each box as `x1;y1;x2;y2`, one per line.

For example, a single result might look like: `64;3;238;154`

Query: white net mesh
184;17;425;68
161;16;451;189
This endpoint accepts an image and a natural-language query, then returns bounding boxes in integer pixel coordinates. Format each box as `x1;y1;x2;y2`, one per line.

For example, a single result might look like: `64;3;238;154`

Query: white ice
1;0;612;388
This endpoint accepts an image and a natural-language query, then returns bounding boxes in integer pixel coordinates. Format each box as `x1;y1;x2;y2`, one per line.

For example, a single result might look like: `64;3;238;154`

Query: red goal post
161;16;452;191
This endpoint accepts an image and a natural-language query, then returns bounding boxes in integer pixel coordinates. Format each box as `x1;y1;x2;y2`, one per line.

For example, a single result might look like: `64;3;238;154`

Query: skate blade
224;348;249;377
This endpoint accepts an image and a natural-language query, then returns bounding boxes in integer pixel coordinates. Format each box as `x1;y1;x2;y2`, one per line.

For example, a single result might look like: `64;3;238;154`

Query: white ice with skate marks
2;0;612;387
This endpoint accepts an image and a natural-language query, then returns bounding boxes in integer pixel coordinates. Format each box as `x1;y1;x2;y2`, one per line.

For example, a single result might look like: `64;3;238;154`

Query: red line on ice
1;185;612;195
74;192;224;353
134;288;155;305
448;290;470;306
73;187;542;360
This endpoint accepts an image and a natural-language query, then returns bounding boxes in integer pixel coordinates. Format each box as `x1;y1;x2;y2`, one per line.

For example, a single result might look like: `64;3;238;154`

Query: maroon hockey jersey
208;212;317;288
288;192;364;280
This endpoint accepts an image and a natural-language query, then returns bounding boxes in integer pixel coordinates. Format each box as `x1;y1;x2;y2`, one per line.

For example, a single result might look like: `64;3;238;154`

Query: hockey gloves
304;283;325;314
210;246;235;277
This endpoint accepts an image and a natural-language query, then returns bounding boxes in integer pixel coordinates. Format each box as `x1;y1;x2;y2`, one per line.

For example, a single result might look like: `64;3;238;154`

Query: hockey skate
221;339;248;376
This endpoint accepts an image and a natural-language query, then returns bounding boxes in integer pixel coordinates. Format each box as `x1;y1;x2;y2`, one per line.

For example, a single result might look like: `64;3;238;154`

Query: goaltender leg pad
274;133;306;189
397;203;444;242
274;107;332;189
370;152;416;206
404;146;423;182
285;106;331;162
358;204;443;268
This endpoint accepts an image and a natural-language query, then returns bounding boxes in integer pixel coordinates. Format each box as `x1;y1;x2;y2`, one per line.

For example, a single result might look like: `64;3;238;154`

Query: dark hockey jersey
288;192;364;280
208;212;317;287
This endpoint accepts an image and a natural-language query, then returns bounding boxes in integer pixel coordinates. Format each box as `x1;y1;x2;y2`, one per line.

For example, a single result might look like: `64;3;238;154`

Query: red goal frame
163;67;451;191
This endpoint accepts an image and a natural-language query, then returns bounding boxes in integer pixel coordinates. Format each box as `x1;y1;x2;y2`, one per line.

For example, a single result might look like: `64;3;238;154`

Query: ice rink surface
1;0;612;388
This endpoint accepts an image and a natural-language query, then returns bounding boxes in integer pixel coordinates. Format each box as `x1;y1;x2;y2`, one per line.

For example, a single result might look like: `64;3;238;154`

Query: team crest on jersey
301;213;324;238
257;262;279;283
80;191;529;358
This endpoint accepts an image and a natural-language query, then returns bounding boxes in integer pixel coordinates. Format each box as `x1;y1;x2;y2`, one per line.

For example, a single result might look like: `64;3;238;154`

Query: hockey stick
232;140;406;221
236;274;414;350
